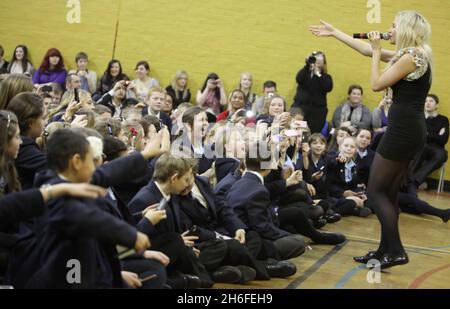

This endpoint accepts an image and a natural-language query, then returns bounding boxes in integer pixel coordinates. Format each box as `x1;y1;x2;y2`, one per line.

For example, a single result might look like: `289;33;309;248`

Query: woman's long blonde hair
171;70;189;101
0;74;33;109
394;11;433;77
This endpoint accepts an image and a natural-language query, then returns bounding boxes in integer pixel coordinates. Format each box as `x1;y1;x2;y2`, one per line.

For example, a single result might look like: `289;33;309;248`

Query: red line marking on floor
408;263;450;289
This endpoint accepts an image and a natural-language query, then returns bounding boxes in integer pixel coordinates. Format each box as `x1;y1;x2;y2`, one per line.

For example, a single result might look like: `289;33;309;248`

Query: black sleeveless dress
377;48;432;161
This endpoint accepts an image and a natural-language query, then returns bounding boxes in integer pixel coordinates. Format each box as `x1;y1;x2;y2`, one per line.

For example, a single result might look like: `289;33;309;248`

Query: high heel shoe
378;253;409;269
353;251;382;264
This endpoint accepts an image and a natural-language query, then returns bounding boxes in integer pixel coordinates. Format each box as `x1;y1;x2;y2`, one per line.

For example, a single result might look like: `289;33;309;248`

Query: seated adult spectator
372;88;392;134
411;94;449;188
32;48;67;88
166;70;191;109
68;52;97;93
93;59;129;101
253;80;277;116
332;84;372;133
129;61;159;102
7;45;35;76
196;73;227;118
371;89;393;149
237;72;256;111
0;44;9;74
64;73;82;92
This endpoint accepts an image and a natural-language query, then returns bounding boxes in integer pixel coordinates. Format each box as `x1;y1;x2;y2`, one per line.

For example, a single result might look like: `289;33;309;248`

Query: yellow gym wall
1;0;449;180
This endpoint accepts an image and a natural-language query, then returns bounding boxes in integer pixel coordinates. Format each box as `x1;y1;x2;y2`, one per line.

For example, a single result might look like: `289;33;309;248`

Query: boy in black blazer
226;141;306;260
20;130;150;289
128;152;214;287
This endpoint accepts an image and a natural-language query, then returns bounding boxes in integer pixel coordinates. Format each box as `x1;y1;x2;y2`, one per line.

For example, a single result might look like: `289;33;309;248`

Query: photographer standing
293;51;333;133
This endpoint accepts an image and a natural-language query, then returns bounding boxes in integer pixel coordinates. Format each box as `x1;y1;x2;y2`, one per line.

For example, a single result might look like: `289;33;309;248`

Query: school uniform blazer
0;189;45;252
141;108;173;133
5;153;147;288
326;158;362;198
171;133;214;174
303;153;329;199
25;177;137;289
103;186;159;249
0;189;45;232
128;180;187;236
179;176;246;241
214;171;242;199
226;173;290;241
263;168;288;201
214;157;240;184
113;156;156;206
15;136;47;190
93;153;162;238
355;148;375;186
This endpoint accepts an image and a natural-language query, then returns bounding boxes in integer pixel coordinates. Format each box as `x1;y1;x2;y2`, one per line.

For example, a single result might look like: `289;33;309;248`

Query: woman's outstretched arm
309;20;396;63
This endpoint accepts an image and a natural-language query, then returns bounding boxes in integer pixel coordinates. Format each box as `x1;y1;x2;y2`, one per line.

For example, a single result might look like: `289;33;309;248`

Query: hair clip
6;114;11;129
130;127;138;137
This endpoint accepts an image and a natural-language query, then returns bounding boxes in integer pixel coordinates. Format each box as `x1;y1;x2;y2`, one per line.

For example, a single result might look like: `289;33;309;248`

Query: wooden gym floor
216;190;450;289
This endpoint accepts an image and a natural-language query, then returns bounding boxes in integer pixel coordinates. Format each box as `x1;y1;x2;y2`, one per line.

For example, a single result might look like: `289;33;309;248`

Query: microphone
353;32;391;40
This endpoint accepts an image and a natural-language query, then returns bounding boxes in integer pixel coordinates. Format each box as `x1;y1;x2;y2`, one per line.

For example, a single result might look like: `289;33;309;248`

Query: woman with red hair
32;48;67;88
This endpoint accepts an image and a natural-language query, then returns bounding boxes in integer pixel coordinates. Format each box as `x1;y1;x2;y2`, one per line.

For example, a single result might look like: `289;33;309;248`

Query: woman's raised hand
309;20;335;37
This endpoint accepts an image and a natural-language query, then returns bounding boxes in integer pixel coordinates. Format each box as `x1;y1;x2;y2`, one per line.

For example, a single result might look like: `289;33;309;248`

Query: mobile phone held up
284;129;300;137
157;198;168;211
187;225;198;236
74;88;80;103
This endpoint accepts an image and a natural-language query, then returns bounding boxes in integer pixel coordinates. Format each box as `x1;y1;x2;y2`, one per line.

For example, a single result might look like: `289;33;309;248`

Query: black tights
367;153;410;256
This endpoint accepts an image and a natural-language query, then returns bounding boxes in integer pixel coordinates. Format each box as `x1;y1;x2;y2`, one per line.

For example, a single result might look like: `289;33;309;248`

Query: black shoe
166;274;202;289
236;265;256;283
313;218;327;229
212;266;242;283
442;209;450;223
167;273;211;289
199;277;214;288
315;232;346;245
267;260;297;278
355;207;372;217
378;253;409;269
353;251;382;264
324;213;342;223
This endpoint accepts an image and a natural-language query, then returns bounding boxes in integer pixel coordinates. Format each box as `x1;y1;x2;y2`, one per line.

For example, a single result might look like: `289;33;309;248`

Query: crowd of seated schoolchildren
0;44;448;289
